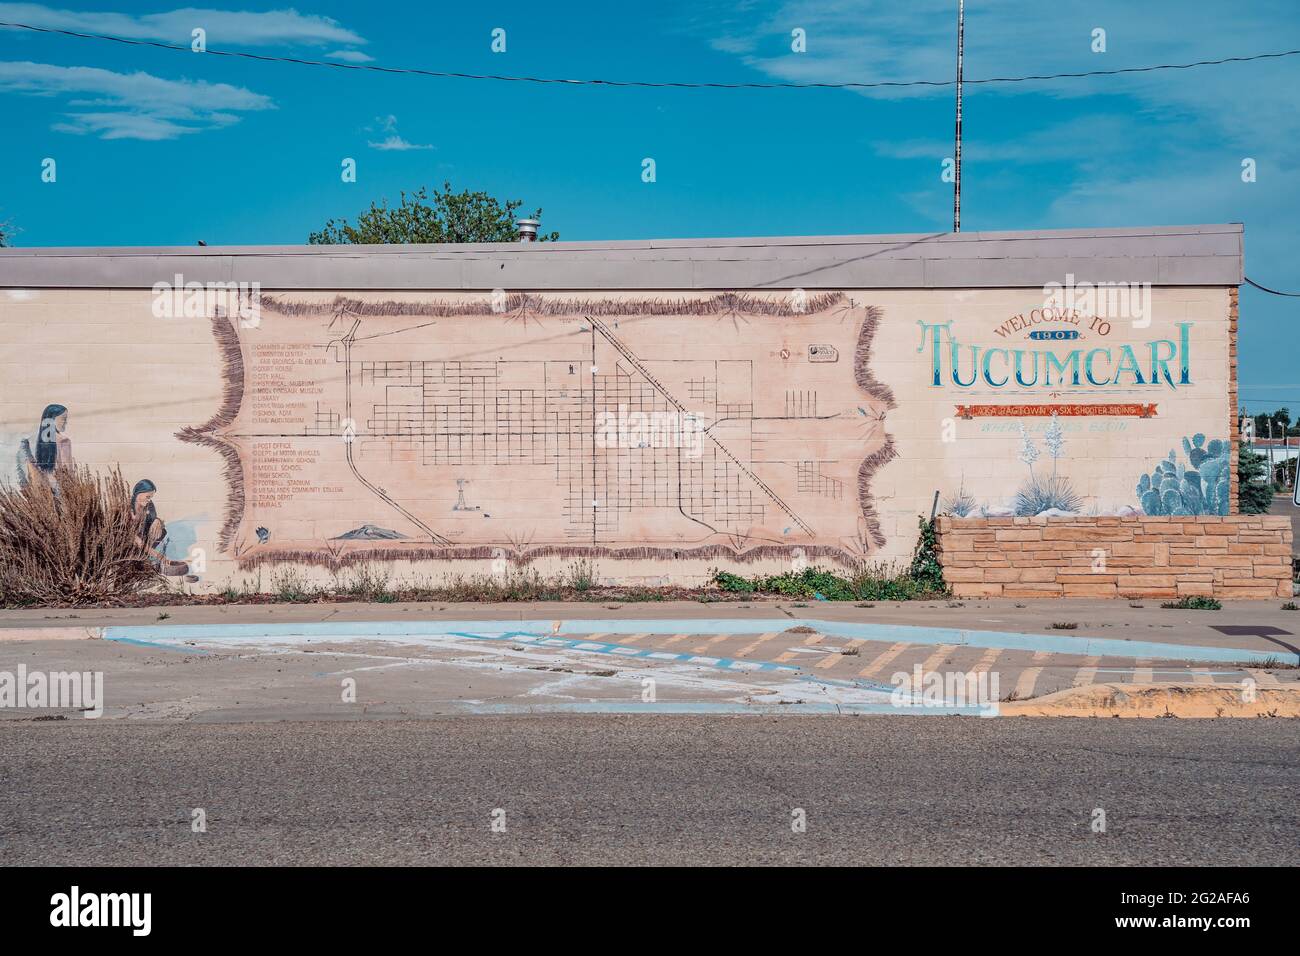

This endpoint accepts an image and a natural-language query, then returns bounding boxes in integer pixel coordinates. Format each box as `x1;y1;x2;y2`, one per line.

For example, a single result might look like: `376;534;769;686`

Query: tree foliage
308;182;558;245
1237;441;1274;513
1251;406;1298;437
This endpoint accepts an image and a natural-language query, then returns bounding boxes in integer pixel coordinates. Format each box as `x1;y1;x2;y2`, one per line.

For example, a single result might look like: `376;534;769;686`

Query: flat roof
0;223;1243;290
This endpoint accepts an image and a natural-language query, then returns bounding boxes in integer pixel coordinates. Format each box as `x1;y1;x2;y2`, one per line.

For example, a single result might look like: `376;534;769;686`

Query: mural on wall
926;298;1228;519
181;293;898;568
1136;435;1231;516
8;404;201;580
15;403;74;489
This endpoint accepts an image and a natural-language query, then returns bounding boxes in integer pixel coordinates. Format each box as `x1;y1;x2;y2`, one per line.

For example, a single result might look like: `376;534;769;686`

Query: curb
1000;682;1300;718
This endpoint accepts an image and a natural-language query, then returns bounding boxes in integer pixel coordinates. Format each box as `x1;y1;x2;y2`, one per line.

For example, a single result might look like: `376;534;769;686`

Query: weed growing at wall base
712;522;948;601
0;465;160;606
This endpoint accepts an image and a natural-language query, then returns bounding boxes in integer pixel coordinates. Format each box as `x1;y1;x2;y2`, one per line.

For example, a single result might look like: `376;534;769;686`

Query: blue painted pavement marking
101;617;1298;665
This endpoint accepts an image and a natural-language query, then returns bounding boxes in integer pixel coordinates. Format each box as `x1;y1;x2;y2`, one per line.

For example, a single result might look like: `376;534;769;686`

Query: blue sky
1;1;1298;402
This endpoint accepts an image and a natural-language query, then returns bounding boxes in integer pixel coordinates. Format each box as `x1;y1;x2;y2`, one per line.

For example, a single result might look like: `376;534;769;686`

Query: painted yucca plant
1014;474;1082;516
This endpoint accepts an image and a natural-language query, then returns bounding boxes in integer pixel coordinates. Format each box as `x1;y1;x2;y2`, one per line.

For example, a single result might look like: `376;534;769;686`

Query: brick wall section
936;515;1293;599
1229;285;1239;513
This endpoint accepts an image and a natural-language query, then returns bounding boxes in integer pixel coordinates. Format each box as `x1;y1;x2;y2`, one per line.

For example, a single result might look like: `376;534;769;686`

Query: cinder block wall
935;515;1293;599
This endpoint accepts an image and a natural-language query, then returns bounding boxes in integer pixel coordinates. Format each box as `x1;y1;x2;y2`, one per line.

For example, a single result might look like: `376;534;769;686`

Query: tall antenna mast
953;0;965;233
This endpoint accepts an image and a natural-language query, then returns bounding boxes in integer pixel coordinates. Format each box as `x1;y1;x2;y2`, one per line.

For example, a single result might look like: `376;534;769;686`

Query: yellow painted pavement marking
690;634;733;654
858;643;910;679
774;633;824;663
814;638;865;670
1013;667;1043;700
972;648;1001;673
661;633;693;646
919;644;957;674
613;633;646;645
734;633;780;659
1074;656;1102;687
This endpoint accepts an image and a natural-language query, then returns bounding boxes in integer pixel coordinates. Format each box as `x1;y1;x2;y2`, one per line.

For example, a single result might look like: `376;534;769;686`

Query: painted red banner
954;403;1158;419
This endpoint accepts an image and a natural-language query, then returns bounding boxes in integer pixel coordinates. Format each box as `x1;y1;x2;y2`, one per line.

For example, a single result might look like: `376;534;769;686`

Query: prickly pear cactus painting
1136;434;1230;516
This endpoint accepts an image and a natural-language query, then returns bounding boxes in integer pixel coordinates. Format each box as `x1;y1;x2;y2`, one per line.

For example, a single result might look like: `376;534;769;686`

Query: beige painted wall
0;286;1231;590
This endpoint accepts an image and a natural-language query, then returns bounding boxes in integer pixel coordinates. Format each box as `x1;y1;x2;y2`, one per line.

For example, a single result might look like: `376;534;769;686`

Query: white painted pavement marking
1132;659;1154;683
774;633;824;663
1192;668;1214;685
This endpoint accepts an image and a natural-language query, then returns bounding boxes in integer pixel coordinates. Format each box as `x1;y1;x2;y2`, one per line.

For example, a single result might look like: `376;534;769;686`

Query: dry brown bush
0;465;160;606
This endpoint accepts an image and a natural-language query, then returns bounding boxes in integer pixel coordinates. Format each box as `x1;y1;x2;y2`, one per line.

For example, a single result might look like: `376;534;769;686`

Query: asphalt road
1;716;1296;865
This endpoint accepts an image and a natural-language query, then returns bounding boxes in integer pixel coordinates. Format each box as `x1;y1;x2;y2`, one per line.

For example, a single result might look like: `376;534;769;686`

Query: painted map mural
184;293;896;568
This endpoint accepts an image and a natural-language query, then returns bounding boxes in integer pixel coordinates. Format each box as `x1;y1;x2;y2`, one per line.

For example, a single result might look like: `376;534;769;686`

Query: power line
1245;276;1300;297
2;19;1298;90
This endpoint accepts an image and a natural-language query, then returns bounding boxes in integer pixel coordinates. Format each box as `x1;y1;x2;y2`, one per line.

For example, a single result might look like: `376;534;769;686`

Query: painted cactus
1136;434;1230;516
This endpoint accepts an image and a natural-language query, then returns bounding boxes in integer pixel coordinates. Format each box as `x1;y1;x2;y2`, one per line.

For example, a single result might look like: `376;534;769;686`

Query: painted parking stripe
972;648;1001;673
1132;659;1154;683
735;633;780;658
1013;667;1043;700
457;631;801;673
919;644;957;676
691;634;732;654
1247;668;1282;688
1192;668;1214;685
662;633;692;646
1074;656;1102;687
774;633;824;663
815;638;865;670
859;642;910;679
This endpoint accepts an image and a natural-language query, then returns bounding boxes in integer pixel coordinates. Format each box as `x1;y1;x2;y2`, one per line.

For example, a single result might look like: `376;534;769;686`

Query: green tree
1237;441;1274;513
1252;407;1296;438
308;182;558;244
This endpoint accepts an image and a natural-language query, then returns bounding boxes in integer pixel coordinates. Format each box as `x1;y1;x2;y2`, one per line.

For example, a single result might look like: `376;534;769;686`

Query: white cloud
366;115;434;151
0;3;366;47
0;59;273;139
326;50;374;64
368;135;434;151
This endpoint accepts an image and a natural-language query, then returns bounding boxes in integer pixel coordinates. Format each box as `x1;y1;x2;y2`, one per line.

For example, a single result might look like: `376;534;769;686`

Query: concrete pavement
1;607;1296;720
4;596;1299;654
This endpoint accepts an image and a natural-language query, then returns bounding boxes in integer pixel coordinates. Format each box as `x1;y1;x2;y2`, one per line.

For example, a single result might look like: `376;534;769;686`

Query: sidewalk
3;597;1297;658
0;598;1296;720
